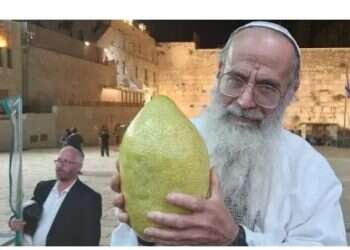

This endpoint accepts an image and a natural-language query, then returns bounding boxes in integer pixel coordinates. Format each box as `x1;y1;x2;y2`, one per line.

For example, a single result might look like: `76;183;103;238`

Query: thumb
209;168;223;201
110;173;121;193
116;161;120;172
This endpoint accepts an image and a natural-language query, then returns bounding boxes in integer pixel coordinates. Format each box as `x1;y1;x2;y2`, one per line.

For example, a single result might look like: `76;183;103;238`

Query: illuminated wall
0;21;22;99
157;43;350;131
97;21;159;94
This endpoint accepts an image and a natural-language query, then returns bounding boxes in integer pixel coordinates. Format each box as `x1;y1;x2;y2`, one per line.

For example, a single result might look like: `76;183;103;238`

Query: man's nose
236;83;257;109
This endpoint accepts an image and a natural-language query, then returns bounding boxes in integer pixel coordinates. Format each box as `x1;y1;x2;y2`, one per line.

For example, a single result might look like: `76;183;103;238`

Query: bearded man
110;21;347;246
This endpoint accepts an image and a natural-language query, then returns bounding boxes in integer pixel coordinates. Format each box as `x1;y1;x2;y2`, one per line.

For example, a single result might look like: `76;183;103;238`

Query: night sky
137;20;249;48
136;20;350;49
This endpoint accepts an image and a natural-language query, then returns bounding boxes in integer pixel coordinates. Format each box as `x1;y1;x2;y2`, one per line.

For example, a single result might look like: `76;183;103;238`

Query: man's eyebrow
223;69;247;78
223;69;282;88
256;78;281;88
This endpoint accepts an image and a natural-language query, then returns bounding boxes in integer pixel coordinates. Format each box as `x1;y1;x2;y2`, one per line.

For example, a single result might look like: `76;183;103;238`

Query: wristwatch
229;224;248;246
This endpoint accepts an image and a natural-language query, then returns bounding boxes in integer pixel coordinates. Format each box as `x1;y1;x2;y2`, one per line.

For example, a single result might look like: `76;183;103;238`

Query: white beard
200;88;287;230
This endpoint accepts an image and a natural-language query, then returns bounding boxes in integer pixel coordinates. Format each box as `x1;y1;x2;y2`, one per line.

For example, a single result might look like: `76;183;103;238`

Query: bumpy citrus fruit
119;95;209;239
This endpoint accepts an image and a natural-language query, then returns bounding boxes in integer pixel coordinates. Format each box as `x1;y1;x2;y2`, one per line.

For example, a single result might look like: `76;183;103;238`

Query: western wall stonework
285;48;350;130
157;43;350;131
157;42;218;118
3;21;350;148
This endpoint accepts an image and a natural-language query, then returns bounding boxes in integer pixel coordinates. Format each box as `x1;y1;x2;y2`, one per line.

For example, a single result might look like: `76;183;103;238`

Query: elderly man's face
55;148;82;182
219;28;296;126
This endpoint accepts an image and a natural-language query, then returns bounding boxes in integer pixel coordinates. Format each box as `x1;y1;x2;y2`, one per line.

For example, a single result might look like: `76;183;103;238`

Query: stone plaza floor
0;146;349;245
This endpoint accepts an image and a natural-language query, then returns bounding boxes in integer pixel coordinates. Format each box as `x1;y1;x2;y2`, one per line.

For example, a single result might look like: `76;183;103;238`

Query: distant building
0;21;157;150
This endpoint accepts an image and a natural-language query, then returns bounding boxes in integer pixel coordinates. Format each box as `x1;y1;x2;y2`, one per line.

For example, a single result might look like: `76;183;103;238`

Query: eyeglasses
54;158;80;166
218;72;282;109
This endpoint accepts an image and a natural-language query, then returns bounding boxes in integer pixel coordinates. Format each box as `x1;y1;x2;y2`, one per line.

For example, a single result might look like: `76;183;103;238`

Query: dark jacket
99;131;110;145
32;179;102;246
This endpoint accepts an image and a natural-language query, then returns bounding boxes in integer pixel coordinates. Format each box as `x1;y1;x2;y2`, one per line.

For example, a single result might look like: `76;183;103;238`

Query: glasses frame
54;158;81;166
218;72;282;109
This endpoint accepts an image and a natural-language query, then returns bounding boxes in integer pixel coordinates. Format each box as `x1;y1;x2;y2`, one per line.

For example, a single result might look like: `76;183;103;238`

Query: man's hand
110;162;129;223
143;169;239;245
8;218;26;231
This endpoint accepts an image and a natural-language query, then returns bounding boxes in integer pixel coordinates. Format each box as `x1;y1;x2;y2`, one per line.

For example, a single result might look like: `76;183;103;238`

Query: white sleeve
243;157;347;246
110;223;138;246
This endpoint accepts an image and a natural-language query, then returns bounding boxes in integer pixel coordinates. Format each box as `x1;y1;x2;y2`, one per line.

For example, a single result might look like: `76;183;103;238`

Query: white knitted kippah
233;21;301;58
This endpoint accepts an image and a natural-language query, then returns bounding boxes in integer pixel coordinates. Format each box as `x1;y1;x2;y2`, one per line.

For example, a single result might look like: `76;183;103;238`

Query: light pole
20;21;34;112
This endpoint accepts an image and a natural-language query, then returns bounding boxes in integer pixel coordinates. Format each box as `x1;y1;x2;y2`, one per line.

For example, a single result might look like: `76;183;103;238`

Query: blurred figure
60;128;71;147
99;125;110;157
65;127;84;155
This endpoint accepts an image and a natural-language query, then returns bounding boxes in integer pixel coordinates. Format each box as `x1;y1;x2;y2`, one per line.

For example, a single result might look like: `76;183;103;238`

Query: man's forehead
232;21;300;59
228;29;298;73
232;27;293;47
228;29;294;62
59;147;78;158
222;28;295;87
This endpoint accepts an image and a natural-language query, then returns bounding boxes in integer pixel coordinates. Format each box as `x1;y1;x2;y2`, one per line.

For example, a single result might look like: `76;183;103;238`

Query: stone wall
157;42;218;117
0;118;11;151
23;113;56;149
97;21;159;96
0;21;22;99
27;47;116;112
285;48;350;130
29;24;106;64
4;20;350;146
53;104;141;146
157;43;350;131
0;113;56;151
31;20;110;44
0;105;142;151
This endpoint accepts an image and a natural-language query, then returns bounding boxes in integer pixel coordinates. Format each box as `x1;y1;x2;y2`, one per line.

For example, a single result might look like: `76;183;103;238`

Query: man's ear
216;61;224;79
77;163;83;171
285;79;300;106
293;79;300;92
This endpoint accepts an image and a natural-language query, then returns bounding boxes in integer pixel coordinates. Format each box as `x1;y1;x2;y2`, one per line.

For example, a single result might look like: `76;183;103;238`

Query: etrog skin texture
119;95;209;239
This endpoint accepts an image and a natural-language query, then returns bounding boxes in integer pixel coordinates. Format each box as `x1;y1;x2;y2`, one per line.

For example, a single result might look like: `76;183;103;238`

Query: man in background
65;128;84;155
99;125;110;157
60;128;71;147
9;146;102;246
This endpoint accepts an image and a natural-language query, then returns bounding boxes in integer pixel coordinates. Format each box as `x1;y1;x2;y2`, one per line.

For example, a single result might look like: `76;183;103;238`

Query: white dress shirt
32;179;77;246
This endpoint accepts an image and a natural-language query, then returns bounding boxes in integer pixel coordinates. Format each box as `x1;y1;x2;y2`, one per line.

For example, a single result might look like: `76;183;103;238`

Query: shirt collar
53;178;77;195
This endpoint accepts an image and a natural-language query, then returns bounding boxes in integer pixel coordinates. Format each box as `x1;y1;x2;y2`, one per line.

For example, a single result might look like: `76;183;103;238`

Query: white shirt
32;179;77;246
111;118;347;246
192;117;347;246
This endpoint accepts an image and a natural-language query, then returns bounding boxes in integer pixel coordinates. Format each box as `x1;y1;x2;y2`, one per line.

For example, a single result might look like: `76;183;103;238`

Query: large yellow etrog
119;95;209;239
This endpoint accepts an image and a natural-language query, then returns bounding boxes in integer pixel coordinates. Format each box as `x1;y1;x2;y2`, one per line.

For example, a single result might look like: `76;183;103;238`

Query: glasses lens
219;73;281;109
219;74;243;97
254;85;280;108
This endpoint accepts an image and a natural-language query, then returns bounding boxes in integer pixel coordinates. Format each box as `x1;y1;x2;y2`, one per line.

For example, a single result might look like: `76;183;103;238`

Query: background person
9;146;102;246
